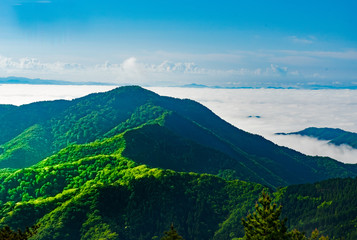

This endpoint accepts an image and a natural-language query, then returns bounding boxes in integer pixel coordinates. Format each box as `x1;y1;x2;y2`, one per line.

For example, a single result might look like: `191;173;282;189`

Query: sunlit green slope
0;133;265;239
0;130;356;239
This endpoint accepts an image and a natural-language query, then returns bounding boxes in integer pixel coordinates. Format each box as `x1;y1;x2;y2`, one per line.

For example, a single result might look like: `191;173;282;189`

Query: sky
0;1;357;86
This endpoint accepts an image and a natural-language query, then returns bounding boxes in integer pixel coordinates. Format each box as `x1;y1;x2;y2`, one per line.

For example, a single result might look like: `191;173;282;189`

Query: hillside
278;177;357;239
0;135;265;239
0;134;356;239
0;86;356;239
277;127;357;149
1;86;356;188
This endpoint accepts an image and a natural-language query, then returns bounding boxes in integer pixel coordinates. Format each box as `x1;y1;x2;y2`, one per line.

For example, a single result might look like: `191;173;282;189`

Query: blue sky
0;0;356;86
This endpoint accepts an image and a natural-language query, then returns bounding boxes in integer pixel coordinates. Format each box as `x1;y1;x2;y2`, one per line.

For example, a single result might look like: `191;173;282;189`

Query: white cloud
153;61;199;73
0;85;116;106
1;85;356;163
0;55;84;72
289;36;315;44
280;50;357;60
148;87;357;164
1;49;356;86
269;64;288;76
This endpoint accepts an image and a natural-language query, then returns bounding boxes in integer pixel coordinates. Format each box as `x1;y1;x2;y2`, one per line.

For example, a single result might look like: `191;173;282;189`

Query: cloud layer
148;87;357;163
1;85;355;163
1;49;357;87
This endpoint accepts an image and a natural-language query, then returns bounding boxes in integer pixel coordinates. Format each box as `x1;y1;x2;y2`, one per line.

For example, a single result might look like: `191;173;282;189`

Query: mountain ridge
0;86;356;239
277;127;357;149
0;86;356;188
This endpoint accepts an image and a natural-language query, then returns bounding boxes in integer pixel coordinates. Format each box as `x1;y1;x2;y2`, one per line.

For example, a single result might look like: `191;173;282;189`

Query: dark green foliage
161;224;184;240
241;192;330;240
280;127;357;149
279;177;357;239
0;224;38;240
242;191;289;240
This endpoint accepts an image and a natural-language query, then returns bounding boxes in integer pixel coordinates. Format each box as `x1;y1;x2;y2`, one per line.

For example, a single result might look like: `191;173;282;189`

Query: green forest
279;127;357;149
0;86;356;239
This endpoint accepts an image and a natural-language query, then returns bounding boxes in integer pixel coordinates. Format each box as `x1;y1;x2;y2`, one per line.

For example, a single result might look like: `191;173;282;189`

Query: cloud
289;36;315;44
0;85;116;106
147;87;357;163
280;50;357;60
0;50;356;86
269;135;357;164
1;85;356;163
0;55;84;72
153;61;199;73
269;64;288;76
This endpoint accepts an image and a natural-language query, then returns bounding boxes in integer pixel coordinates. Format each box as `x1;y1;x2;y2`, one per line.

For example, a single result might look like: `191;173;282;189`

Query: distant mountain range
0;76;114;85
277;127;357;149
0;86;356;239
1;76;357;89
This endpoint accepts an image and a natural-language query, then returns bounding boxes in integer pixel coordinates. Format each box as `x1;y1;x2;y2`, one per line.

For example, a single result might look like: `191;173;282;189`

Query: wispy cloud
279;50;357;60
289;36;315;44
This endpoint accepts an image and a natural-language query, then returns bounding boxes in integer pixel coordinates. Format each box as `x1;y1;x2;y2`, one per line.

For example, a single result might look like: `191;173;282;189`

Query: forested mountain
278;177;357;239
1;129;356;239
0;86;356;239
0;86;356;188
278;127;357;149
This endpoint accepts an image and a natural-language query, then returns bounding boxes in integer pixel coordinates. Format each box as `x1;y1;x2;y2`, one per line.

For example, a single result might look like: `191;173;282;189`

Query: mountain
1;86;356;188
277;127;357;149
0;136;356;239
0;86;356;239
0;76;113;85
0;134;265;239
278;177;357;239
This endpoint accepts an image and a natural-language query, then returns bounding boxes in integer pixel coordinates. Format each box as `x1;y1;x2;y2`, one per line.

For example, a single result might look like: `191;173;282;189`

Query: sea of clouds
148;87;357;164
0;84;356;163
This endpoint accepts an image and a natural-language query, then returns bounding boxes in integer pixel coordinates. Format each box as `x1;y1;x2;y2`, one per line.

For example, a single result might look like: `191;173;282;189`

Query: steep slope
0;86;356;188
278;127;357;149
0;87;159;168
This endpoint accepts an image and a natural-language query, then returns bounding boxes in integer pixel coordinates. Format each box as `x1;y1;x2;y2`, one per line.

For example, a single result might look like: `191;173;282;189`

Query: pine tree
161;224;184;240
241;191;289;240
241;191;329;240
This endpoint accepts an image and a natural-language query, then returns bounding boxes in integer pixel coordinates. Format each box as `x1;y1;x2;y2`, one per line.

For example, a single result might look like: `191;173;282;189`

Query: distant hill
277;127;357;149
0;86;356;189
0;76;113;85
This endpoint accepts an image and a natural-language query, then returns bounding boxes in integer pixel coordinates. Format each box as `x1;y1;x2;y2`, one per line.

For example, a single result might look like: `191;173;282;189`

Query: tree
241;191;329;240
0;224;39;240
161;224;184;240
242;191;289;240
